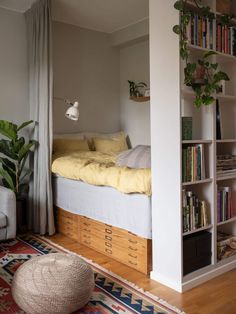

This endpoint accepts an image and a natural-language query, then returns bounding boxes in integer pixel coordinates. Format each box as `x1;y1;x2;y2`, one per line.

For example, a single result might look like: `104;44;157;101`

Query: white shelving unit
150;0;236;292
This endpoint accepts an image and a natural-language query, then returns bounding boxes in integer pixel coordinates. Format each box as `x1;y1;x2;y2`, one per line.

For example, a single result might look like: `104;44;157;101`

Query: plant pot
16;198;28;234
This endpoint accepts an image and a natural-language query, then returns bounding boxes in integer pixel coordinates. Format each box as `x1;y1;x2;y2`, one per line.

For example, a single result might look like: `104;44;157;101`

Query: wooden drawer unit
56;208;80;242
79;215;152;274
55;208;152;274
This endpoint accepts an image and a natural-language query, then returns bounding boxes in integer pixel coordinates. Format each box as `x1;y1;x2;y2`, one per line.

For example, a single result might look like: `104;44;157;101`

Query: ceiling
0;0;149;33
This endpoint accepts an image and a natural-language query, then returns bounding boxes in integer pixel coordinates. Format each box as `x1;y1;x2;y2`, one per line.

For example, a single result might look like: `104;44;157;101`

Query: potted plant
128;80;147;97
0;120;38;231
173;0;231;107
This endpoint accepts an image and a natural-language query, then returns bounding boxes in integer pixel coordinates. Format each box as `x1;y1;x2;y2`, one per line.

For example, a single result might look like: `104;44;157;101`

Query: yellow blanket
52;151;151;195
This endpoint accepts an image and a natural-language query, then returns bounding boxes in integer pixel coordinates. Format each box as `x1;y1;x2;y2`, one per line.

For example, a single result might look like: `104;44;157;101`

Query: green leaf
17;120;34;132
13;137;25;154
203;50;217;58
174;0;184;11
0;139;18;160
0;157;15;176
0;168;15;191
0;120;17;140
211;63;218;70
18;140;38;162
173;25;180;35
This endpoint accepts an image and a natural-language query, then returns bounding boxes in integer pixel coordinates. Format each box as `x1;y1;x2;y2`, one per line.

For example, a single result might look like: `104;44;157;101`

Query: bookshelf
150;0;236;292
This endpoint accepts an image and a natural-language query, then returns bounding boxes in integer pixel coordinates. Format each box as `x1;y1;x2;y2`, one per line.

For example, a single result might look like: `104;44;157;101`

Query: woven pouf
12;253;94;314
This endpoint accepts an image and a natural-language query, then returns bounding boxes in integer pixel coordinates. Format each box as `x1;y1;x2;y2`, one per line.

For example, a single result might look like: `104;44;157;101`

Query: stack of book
182;144;205;182
185;12;236;56
217;186;234;223
217;154;236;176
186;13;214;49
182;190;209;233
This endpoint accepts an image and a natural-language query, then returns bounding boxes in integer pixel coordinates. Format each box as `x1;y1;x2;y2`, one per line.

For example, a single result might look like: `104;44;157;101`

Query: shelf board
217;216;236;226
183;224;213;236
130;96;150;102
216;139;236;143
187;44;236;63
216;94;236;102
182;178;213;186
216;173;236;181
182;140;212;144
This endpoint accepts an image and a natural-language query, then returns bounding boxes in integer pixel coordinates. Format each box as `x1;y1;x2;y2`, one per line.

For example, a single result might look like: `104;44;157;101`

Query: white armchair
0;186;16;240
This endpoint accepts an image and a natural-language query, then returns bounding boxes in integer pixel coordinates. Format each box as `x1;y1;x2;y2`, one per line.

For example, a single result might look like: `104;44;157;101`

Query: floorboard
46;233;236;314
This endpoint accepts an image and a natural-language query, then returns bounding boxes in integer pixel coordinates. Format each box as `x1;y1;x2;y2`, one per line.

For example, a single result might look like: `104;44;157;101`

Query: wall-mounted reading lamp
54;97;80;121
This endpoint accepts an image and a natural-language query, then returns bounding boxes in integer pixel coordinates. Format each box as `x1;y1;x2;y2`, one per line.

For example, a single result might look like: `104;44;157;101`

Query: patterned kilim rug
0;235;184;314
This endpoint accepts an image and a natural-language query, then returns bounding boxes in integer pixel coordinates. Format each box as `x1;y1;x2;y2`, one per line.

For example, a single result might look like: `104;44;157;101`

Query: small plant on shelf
173;0;231;108
128;80;147;97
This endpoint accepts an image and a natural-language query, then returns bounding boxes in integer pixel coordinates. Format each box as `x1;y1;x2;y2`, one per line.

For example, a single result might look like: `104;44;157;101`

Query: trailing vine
173;0;231;108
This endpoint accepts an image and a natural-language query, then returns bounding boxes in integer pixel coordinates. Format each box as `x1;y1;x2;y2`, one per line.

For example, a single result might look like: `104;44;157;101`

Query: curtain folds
25;0;55;235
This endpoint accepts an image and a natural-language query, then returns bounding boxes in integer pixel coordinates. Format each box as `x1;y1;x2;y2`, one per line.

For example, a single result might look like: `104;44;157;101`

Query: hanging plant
173;0;231;108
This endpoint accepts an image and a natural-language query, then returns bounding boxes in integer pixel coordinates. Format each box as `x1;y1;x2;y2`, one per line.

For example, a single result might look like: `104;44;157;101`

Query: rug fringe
36;235;185;314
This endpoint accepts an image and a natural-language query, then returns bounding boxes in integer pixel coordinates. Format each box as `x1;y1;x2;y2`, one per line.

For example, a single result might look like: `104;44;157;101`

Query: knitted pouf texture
11;253;95;314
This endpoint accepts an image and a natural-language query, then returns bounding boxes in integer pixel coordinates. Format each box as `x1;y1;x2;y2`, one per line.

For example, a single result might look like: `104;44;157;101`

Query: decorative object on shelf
0;120;38;232
216;0;231;15
54;97;80;121
128;80;147;97
130;96;150;102
182;116;192;140
173;0;231;107
144;88;150;97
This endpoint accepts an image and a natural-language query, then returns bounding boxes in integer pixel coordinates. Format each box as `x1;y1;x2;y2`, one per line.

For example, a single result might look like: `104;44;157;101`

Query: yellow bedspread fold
52;151;151;195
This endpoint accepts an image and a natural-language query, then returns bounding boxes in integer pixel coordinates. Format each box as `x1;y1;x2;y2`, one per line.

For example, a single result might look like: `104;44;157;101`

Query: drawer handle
128;253;137;259
105;228;112;234
105;248;112;254
105;235;112;241
105;242;112;248
105;223;112;228
83;234;91;239
128;261;137;266
128;246;137;251
129;239;138;244
83;228;91;233
84;240;91;245
83;222;90;226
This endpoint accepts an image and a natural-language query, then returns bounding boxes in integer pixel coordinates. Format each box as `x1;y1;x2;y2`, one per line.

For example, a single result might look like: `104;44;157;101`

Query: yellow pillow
53;138;90;154
93;136;128;153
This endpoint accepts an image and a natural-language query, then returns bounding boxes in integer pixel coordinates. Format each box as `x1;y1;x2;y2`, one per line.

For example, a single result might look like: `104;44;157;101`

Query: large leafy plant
0;120;38;200
173;0;230;107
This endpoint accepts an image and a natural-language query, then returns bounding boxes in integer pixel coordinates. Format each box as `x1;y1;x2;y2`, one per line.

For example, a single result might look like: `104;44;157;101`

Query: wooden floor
47;233;236;314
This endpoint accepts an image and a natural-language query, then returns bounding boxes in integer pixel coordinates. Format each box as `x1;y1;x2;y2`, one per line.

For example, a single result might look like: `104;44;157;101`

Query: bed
52;133;152;274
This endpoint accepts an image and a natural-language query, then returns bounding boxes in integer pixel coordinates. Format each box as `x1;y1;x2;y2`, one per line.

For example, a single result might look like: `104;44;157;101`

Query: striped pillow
116;145;151;169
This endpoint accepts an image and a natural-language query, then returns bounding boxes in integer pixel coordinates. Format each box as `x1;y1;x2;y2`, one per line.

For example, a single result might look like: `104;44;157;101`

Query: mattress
53;175;152;239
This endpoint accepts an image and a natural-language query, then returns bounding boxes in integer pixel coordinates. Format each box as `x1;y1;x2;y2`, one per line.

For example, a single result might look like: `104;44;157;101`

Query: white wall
0;8;29;124
53;22;120;134
120;40;150;146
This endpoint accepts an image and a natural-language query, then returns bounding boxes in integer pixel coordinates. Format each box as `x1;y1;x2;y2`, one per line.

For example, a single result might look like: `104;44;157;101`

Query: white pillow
116;145;151;169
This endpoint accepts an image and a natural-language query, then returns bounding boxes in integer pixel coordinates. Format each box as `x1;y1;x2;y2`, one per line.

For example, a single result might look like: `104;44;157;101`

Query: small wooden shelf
216;139;236;143
130;96;150;102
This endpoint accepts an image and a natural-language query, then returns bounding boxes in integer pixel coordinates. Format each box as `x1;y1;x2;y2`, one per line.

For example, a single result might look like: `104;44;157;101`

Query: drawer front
56;208;79;241
80;216;148;254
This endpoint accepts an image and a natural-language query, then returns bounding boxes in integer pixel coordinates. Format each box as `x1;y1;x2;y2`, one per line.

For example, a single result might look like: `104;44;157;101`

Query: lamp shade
65;101;79;121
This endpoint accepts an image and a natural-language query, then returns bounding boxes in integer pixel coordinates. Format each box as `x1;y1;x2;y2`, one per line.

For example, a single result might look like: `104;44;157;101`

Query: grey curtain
25;0;55;235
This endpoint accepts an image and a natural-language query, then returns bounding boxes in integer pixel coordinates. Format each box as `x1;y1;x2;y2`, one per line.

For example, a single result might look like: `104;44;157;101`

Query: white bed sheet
53;176;152;239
